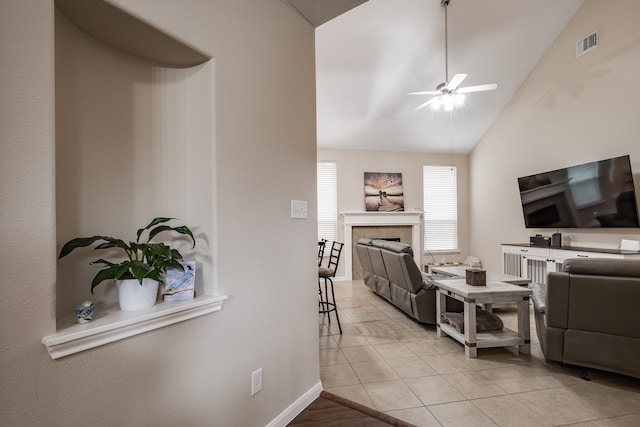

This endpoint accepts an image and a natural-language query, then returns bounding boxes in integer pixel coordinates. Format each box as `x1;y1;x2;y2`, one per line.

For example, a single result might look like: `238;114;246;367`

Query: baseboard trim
266;381;323;427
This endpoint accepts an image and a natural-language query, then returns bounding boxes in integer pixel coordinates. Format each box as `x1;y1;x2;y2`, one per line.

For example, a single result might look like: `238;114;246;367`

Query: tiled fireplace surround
341;212;423;280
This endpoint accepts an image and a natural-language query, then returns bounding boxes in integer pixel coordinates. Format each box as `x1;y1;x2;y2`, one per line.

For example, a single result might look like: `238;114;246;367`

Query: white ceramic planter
116;278;159;311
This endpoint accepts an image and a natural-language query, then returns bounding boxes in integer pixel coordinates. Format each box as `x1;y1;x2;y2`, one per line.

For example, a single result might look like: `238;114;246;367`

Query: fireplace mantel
341;211;423;280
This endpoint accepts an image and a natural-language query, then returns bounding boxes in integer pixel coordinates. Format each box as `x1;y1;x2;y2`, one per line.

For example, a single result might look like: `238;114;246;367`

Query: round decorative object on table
75;300;94;323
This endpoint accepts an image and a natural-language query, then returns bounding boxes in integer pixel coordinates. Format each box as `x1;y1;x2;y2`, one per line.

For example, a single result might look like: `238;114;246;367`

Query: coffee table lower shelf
438;323;527;351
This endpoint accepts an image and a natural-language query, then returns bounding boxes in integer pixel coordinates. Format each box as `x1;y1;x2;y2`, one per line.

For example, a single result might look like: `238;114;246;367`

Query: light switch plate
291;200;308;219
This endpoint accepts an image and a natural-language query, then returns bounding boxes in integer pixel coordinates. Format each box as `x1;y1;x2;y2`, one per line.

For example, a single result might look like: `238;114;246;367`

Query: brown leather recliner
531;258;640;379
355;238;461;324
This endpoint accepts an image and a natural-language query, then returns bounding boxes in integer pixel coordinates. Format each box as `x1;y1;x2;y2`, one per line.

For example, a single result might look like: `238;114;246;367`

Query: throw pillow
440;309;503;333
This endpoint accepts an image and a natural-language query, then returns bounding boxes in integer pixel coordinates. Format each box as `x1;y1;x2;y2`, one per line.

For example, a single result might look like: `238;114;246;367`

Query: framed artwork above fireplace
364;172;404;212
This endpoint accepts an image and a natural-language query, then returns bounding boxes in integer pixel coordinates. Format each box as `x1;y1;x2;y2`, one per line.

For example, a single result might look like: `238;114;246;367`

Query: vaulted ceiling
290;0;585;154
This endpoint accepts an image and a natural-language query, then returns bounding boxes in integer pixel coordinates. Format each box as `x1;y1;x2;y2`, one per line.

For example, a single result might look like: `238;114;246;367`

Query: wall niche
46;0;224;359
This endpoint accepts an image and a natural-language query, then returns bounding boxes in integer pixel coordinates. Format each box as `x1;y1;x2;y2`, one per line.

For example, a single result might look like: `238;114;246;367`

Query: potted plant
58;217;196;311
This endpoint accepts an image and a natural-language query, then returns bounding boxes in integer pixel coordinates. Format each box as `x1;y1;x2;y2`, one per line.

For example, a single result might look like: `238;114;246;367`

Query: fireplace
351;228;409;280
341;212;423;280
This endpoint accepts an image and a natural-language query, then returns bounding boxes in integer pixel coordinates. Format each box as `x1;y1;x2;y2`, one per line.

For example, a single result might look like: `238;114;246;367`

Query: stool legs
318;276;342;334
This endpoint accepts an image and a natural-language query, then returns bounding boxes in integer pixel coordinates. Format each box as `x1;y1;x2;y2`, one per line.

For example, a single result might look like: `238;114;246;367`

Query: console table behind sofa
501;243;640;285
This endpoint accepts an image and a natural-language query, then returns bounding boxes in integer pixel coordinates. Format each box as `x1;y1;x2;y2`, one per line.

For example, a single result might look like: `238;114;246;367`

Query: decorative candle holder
75;301;94;324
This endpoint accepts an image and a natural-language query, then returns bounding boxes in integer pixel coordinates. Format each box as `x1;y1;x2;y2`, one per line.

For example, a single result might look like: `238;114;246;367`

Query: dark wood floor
288;391;416;427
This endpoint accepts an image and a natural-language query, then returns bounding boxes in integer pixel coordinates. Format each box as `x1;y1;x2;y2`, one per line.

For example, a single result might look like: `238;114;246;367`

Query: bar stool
318;241;343;334
318;239;328;267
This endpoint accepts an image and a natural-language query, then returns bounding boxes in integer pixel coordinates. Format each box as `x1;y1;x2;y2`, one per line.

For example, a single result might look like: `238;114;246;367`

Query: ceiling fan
408;0;497;111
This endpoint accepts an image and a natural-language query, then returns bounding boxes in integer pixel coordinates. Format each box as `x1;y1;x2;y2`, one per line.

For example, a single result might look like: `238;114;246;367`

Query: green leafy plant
58;217;196;294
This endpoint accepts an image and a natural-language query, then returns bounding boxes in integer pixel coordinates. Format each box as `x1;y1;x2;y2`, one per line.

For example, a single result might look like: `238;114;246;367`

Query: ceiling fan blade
457;83;498;94
407;90;441;96
445;73;467;90
414;96;440;111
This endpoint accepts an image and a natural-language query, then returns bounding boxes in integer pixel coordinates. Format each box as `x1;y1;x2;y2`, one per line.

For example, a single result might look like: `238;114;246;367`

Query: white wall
0;1;318;426
318;149;471;272
470;0;640;272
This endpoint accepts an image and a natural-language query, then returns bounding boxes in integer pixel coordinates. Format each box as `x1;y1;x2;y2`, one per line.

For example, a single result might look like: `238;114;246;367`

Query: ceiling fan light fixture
439;93;462;111
442;95;455;111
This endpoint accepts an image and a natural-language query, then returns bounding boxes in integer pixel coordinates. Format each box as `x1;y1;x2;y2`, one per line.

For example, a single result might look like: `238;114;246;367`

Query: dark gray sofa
531;258;640;379
355;238;461;325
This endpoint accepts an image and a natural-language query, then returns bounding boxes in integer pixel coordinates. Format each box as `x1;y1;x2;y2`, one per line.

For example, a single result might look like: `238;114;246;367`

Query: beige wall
1;1;318;426
317;149;471;273
55;9;218;316
470;0;640;272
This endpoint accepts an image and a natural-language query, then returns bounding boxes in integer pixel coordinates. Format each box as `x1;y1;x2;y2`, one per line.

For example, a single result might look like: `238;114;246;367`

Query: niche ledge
42;294;227;360
55;0;210;67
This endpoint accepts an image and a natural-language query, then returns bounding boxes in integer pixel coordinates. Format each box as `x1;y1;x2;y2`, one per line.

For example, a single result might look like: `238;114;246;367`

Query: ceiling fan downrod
441;0;451;84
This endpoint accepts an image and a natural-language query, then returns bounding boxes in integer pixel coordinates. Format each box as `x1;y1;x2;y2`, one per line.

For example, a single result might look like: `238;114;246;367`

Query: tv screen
517;155;640;228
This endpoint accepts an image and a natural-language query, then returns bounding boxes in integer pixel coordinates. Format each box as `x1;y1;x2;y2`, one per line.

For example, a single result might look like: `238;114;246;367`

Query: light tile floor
319;280;640;427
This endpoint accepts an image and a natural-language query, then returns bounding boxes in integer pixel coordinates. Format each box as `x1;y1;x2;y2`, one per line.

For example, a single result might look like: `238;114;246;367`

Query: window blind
317;161;337;242
423;165;458;251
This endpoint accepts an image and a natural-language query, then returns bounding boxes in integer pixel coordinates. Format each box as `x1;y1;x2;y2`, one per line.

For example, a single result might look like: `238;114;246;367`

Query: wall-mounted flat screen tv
517;155;640;228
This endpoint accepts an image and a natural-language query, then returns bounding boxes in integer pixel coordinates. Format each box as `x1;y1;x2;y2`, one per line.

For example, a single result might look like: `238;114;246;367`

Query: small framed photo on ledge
163;261;196;301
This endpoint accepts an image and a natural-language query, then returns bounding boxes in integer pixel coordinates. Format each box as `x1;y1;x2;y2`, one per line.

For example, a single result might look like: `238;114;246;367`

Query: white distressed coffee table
433;277;533;357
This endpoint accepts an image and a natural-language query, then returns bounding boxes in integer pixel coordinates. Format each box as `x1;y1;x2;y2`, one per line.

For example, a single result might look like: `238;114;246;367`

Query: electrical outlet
251;368;263;396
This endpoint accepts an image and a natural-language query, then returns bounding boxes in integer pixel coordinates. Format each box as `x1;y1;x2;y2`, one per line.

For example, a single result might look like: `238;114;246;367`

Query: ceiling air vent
576;31;597;57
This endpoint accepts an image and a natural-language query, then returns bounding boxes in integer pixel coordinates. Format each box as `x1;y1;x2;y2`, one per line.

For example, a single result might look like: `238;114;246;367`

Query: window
317;161;337;242
423;165;458;251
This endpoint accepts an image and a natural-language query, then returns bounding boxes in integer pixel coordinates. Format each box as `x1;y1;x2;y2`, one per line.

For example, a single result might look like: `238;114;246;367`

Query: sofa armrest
546;272;569;329
529;282;546;314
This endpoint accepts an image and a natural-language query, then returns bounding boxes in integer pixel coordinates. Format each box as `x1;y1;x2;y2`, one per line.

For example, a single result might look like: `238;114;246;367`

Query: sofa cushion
356;244;375;272
318;267;335;278
567;274;640;339
367;247;388;278
381;250;422;293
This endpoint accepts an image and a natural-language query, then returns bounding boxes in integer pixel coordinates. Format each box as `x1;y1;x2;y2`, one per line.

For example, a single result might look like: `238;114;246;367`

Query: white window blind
423;165;458;251
317;161;337;242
